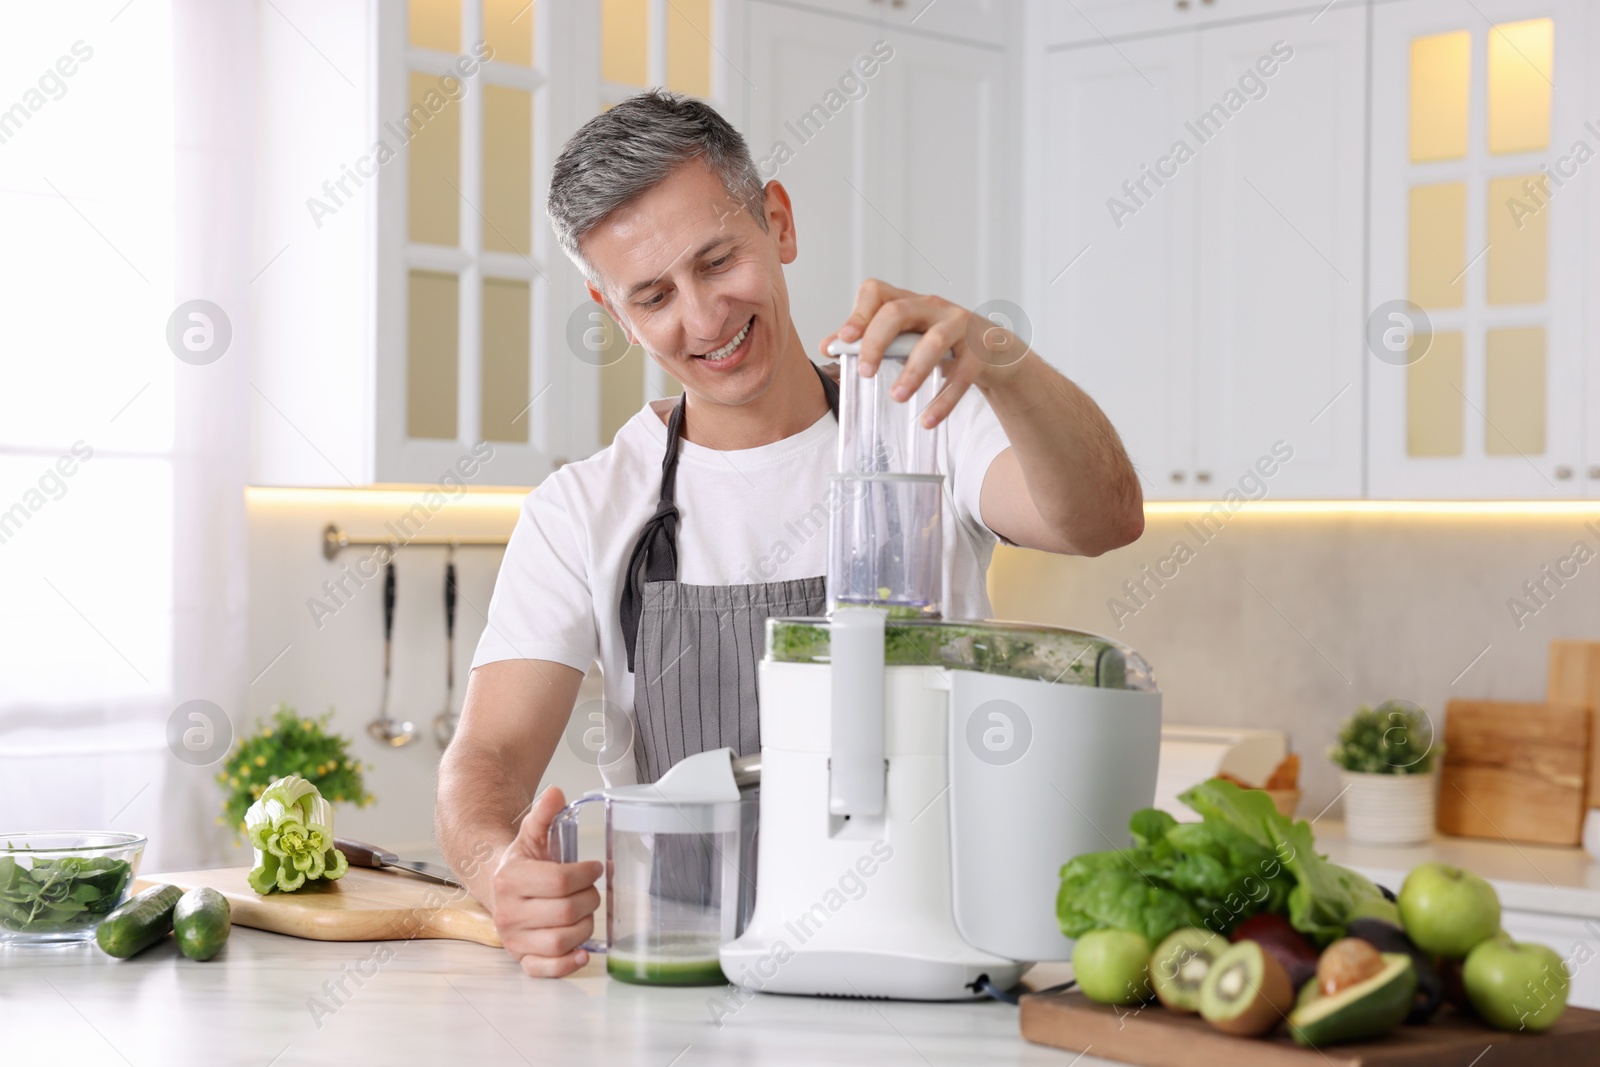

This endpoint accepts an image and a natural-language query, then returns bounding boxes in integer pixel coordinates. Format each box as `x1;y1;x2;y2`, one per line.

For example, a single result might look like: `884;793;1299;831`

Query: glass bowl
0;831;146;944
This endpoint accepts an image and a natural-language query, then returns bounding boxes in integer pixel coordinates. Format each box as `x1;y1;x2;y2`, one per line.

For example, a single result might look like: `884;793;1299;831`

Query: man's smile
692;315;755;367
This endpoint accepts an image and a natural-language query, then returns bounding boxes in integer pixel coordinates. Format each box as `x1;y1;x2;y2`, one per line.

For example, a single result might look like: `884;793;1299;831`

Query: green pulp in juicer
606;932;727;986
765;618;1142;689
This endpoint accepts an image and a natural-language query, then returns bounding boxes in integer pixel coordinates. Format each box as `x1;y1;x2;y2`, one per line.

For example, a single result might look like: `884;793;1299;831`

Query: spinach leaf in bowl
0;854;133;933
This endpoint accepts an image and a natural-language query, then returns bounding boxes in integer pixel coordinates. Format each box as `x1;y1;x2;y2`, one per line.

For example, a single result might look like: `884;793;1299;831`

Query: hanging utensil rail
322;522;509;561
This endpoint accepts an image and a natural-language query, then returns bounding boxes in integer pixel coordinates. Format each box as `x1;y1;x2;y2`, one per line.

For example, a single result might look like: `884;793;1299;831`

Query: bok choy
245;774;348;894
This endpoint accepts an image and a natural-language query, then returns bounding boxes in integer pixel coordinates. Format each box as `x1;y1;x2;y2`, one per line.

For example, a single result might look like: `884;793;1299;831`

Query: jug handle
547;793;608;954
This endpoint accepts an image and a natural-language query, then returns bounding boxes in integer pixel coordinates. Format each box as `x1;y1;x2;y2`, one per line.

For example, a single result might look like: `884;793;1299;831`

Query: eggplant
1230;913;1320;992
1345;917;1444;1023
1437;954;1474;1016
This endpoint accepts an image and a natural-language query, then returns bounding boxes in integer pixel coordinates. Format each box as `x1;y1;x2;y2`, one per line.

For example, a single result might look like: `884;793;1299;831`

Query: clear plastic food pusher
825;334;949;619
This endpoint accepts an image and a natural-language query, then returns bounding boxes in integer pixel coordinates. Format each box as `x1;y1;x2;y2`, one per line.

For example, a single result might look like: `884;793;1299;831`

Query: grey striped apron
619;359;839;784
618;362;838;913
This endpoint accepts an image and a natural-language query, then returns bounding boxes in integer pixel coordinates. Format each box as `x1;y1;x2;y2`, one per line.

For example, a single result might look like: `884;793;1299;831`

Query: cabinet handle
1196;471;1213;484
1555;466;1574;480
1589;466;1600;480
1170;471;1186;484
1176;0;1190;9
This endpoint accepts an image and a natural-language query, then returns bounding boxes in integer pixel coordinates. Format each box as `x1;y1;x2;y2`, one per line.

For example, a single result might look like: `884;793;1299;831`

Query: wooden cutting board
1436;699;1589;846
1020;990;1600;1066
1547;640;1600;807
133;867;501;948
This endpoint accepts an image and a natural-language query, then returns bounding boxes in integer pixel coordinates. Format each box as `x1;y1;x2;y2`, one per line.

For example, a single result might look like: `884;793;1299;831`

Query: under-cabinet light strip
1142;500;1600;517
250;488;1600;520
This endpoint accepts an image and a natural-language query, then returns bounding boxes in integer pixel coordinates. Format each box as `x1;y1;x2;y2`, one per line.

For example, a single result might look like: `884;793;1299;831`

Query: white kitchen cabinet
1194;6;1367;497
876;0;1012;46
860;25;1016;313
1368;0;1590;498
1035;34;1199;499
1034;0;1352;49
741;1;1015;355
1033;6;1365;498
757;0;1012;46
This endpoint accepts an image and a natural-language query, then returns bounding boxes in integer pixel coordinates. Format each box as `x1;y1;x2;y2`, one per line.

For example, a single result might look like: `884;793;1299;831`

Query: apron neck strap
620;360;840;672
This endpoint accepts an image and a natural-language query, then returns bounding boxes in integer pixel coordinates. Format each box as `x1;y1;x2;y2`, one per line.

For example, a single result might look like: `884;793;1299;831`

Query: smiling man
436;90;1144;976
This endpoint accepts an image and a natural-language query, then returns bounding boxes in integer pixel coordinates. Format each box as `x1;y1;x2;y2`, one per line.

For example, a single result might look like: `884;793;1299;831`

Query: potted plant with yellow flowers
218;704;373;842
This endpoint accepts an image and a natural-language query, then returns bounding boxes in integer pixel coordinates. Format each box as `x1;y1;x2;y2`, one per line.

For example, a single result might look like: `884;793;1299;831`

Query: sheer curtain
0;0;251;871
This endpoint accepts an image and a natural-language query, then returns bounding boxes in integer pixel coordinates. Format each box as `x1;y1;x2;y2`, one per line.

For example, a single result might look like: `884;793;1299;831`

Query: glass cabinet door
379;0;727;480
379;0;548;483
1369;0;1585;498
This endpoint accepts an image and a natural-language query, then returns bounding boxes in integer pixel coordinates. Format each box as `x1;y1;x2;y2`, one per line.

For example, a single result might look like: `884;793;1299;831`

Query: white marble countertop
11;825;1597;1066
2;930;1101;1067
1314;820;1600;919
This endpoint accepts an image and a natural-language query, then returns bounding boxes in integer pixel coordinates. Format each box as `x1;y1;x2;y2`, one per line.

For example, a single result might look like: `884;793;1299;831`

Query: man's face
582;160;798;409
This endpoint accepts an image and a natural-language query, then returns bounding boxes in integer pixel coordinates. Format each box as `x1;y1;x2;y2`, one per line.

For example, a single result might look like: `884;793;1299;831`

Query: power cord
971;974;1077;1005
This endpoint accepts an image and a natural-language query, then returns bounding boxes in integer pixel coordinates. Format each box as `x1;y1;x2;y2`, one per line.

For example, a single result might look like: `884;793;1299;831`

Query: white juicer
718;337;1162;1000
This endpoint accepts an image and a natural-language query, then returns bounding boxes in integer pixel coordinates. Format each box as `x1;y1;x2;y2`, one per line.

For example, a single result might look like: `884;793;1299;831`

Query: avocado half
1150;928;1228;1013
1345;917;1444;1023
1288;952;1417;1047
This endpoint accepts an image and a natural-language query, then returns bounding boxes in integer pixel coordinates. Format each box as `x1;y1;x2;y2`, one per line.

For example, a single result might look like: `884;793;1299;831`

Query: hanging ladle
368;553;417;746
434;546;459;747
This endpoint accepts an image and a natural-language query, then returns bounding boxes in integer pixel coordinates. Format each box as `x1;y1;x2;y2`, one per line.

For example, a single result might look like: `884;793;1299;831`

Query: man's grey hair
546;89;769;284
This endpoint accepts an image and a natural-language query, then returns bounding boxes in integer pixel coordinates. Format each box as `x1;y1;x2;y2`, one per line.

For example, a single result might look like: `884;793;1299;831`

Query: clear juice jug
548;748;752;985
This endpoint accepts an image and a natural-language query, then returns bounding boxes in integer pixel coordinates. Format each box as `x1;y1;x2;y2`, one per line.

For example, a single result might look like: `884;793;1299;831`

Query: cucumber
173;887;231;961
95;883;182;959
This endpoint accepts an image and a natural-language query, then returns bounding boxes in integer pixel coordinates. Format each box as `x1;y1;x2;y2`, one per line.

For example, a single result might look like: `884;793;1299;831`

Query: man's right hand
491;786;603;977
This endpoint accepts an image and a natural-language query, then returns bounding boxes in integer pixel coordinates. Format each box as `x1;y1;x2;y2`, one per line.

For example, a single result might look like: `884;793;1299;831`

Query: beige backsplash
249;492;1600;850
987;508;1600;824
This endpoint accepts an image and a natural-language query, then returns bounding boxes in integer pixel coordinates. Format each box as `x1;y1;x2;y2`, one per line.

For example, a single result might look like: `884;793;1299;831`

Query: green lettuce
1057;778;1391;947
1056;850;1206;946
1178;778;1394;943
245;774;348;894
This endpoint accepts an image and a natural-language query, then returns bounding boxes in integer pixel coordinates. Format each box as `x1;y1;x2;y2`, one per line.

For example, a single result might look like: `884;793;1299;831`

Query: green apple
1073;928;1153;1006
1462;937;1570;1032
1397;863;1500;958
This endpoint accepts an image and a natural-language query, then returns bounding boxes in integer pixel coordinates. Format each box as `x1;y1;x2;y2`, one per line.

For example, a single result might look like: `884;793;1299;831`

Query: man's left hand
820;279;1030;428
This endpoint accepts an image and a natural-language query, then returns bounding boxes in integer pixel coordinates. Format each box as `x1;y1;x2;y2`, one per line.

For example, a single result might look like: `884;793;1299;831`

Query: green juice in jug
606;931;727;986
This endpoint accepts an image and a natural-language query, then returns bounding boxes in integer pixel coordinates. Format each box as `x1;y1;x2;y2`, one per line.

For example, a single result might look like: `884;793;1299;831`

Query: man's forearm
979;351;1143;555
435;749;533;910
435;659;584;909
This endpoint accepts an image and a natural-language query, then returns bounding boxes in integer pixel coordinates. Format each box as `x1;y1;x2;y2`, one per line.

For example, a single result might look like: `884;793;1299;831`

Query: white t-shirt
473;371;1014;780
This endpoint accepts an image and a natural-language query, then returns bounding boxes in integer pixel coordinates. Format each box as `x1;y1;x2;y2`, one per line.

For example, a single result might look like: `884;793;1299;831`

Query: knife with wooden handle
335;838;461;887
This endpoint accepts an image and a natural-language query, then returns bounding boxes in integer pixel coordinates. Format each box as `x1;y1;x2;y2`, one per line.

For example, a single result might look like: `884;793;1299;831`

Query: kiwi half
1150;928;1228;1013
1199;941;1295;1036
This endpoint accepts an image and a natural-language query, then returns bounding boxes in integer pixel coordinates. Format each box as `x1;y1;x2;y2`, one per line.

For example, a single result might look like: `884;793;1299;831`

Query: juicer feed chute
826;335;948;618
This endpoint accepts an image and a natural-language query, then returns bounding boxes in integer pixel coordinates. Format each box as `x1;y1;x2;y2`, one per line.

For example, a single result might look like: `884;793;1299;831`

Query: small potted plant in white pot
1327;699;1440;846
